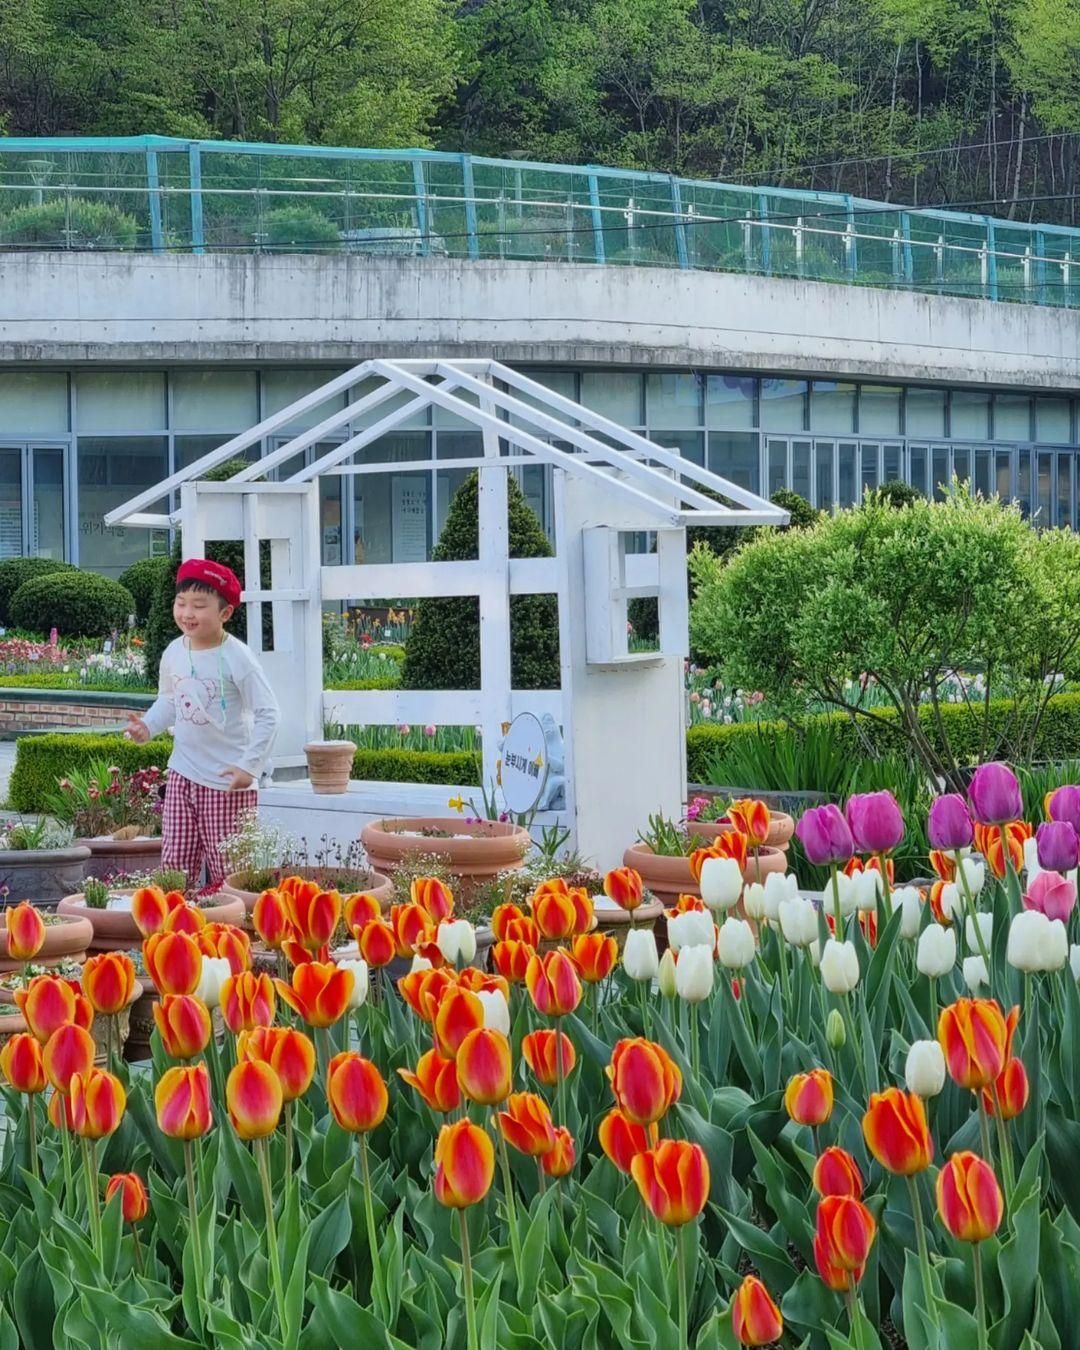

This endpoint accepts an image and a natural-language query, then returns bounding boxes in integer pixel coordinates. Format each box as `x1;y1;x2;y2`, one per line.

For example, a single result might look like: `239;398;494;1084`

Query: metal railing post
985;218;998;301
1035;229;1047;305
188;143;205;254
758;193;771;275
412;159;430;257
670;177;689;269
588;173;605;264
146;148;164;254
845;196;857;281
460;154;479;260
901;212;914;283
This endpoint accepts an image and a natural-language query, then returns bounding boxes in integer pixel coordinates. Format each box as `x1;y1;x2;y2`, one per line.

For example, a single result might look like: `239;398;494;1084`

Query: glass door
270;437;345;565
0;449;23;559
0;443;68;560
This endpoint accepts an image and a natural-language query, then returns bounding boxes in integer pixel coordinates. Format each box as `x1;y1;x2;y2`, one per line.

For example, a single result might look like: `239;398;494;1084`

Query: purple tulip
967;761;1022;826
1023;869;1077;924
1036;820;1079;873
795;804;854;867
1048;785;1080;835
927;794;974;851
845;790;904;855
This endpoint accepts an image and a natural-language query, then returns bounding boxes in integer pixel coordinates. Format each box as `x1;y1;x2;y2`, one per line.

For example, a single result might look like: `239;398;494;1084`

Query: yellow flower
448;796;465;813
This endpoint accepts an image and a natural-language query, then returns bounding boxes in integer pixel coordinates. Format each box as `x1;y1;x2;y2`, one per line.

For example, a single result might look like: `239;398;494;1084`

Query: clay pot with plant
44;760;165;880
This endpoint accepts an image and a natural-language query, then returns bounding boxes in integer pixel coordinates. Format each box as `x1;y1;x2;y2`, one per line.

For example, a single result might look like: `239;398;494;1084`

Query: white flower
763;872;798;922
895;887;922;940
658;948;677;997
743;882;767;922
937;883;962;924
336;958;369;1009
668;908;715;952
820;939;860;994
965;911;993;954
807;938;821;968
622;928;659;983
916;925;956;978
715;917;756;970
778;896;818;947
195;956;230;1009
853;869;882;914
436;919;476;966
676;945;715;1000
825;872;859;918
957;856;985;897
1007;910;1068;972
963;955;989;992
1047;918;1069;971
905;1040;946;1098
1023;835;1041;878
476;988;510;1035
699;857;744;912
409;954;433;974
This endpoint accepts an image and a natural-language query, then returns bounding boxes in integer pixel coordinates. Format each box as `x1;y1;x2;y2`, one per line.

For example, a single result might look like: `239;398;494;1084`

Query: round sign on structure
500;712;549;815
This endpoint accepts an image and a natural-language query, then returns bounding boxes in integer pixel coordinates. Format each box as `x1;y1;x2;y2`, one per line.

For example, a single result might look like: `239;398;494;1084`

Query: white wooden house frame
106;359;785;865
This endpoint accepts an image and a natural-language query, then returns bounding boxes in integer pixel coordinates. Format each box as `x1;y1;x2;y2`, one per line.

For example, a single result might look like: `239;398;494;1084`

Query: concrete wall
2;253;1078;390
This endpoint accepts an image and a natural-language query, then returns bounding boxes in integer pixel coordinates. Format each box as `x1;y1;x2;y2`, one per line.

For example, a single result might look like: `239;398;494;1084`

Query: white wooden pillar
477;379;513;791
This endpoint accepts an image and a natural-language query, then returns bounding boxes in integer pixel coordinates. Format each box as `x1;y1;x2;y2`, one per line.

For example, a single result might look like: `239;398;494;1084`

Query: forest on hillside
1;0;1078;221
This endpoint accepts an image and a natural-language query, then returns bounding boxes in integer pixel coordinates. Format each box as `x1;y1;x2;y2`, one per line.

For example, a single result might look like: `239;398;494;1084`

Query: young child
127;558;280;893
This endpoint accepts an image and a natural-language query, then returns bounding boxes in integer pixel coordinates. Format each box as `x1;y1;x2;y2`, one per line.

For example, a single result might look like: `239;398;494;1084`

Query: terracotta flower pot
0;979;140;1064
589;896;666;949
56;890;246;952
221;866;394;918
0;911;94;973
687;812;795;851
0;1010;27;1047
304;740;357;795
622;841;786;905
83;835;163;882
125;983;158;1063
360;818;532;904
0;845;91;905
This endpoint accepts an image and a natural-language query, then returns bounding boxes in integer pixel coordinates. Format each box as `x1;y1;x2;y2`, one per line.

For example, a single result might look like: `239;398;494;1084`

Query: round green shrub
0;199;140;250
871;479;924;509
119;556;172;625
402;473;560;691
0;557;77;626
11;571;135;637
262;206;341;253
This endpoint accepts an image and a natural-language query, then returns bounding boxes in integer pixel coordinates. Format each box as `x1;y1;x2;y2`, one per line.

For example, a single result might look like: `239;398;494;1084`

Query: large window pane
0;450;22;558
176;435;258;470
838;443;857;504
320;476;343;565
993;394;1031;441
76;373;165;433
652;431;703;465
353;433;430;564
515;465;552;542
171;371;258;432
792;440;811;500
1058;455;1073;529
810;382;855;434
646;373;702;429
909;444;928;494
708;433;759;493
33;448;65;560
815;441;834;509
973;447;992;497
931;447;950;500
859;385;901;435
509;371;577;433
953;446;970;488
1038;452;1053;525
860;443;879;494
950;391;990;439
883;443;902;481
906;388;946;437
264;370;348;431
77;436;168;577
705;375;756;430
436;430;482;460
0;374;68;435
760;379;806;432
996;450;1013;499
767;439;787;494
580;372;643;425
1036;398;1071;444
1017;451;1032;517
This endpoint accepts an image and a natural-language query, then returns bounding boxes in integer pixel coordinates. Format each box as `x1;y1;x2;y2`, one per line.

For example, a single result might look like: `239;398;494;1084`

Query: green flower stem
675;1223;689;1349
877;855;893;915
132;1224;145;1275
977;1098;994;1165
26;1095;38;1184
830;866;843;934
58;1107;74;1208
316;1024;333;1097
973;1245;989;1350
689;1002;700;1081
255;1137;288;1337
493;1116;524;1291
81;1136;102;1262
554;1020;567;1126
183;1140;207;1314
459;1208;479;1350
906;1174;938;1326
844;1287;866;1350
954;850;993;995
359;1133;388;1321
638;978;652;1040
775;926;791;1010
989;1087;1017;1207
839;996;866;1096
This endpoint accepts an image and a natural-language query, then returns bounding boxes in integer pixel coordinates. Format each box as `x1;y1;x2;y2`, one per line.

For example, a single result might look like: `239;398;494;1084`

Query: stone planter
687;812;795;852
0;845;91;905
221;866;394;919
83;835;163;882
304;741;357;794
0;911;94;973
0;1010;26;1047
125;982;157;1062
56;889;246;952
590;896;666;950
622;841;786;905
360;818;531;903
688;783;834;814
0;980;140;1064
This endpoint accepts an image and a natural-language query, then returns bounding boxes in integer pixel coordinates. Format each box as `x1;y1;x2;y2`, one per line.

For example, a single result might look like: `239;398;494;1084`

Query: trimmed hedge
11;572;135;638
9;733;173;812
119;556;172;625
0;673;153;691
350;750;480;786
0;558;77;625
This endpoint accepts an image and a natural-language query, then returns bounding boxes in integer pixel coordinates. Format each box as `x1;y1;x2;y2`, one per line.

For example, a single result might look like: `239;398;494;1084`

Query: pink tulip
928;794;974;851
1036;821;1079;873
1048;786;1080;835
1023;869;1077;924
845;791;904;855
795;805;854;867
967;763;1022;827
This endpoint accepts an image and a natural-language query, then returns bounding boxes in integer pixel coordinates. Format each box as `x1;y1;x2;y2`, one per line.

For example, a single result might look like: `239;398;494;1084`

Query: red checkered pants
161;771;257;893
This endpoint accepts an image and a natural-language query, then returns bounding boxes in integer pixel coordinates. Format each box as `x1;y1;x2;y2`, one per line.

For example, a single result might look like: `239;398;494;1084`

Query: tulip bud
928;794;974;852
699;856;743;912
1007;910;1068;972
326;1051;388;1132
457;1027;513;1105
783;1068;833;1126
1071;944;1080;982
957;856;985;896
743;883;767;921
607;1037;682;1125
896;887;922;940
105;1172;148;1225
778;896;817;947
436;919;476;966
916;925;956;978
820;939;859;994
795;804;854;867
195;955;230;1010
434;1119;495;1208
1023;869;1077;924
862;1088;933;1175
813;1146;863;1199
675;945;715;1001
6;901;45;963
905;1039;946;1098
622;928;659;982
853;869;882;915
846;790;904;855
497;1091;557;1157
1036;820;1080;873
716;917;755;970
658;949;677;998
826;1008;846;1049
963;955;989;993
630;1139;710;1226
816;1194;877;1271
155;1063;212;1139
336;958;369;1009
731;1274;783;1348
936;1151;1003;1243
667;909;714;952
967;761;1022;827
763;871;798;921
965;911;993;954
475;988;510;1036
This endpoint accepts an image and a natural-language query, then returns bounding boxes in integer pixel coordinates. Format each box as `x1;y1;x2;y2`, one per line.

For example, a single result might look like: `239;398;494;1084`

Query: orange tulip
816;1194;877;1271
784;1069;834;1127
153;994;212;1060
669;893;706;915
220;971;276;1034
433;986;485;1058
531;887;577;941
358;918;397;968
862;1088;934;1175
390;903;434;957
81;951;137;1016
688;846;722;883
132;885;179;938
525;950;582;1018
238;1025;316;1102
280;875;319;904
983;1056;1029;1121
929;850;956;882
344;891;382;933
456;1028;512;1105
504;915;541;947
598;1107;652;1174
398;966;454;1022
542;1127;576;1178
285;887;341;952
728;799;771;848
411;877;454;923
630;1139;710;1226
607;1037;682;1126
491;903;526;941
397;1048;461;1113
928;880;952;926
67;981;94;1032
226;1059;282;1140
43;1023;96;1093
155;1063;212;1139
70;1067;126;1139
0;1032;45;1094
49;1089;77;1131
456;968;510;1000
938;998;1016;1091
433;1119;495;1208
326;1051;388;1133
143;931;202;997
974;820;1031;879
105;1172;148;1224
498;1092;556;1157
491;939;535;983
522;1029;576;1087
15;974;78;1042
163;903;206;936
936;1151;1003;1243
603;867;644;912
6;901;45;962
274;961;353;1028
198;923;251;975
253;889;290;949
813;1147;864;1199
731;1274;784;1348
571;933;618;983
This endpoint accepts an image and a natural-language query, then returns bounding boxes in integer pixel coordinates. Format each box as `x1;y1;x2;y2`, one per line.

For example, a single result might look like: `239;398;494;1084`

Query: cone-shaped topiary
401;472;560;690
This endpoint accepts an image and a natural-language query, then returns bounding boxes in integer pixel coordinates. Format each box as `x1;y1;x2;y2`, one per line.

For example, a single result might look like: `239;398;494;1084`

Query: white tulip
743;882;767;921
668;908;715;952
763;871;798;922
825;872;859;918
1071;944;1080;982
476;988;510;1035
195;956;230;1010
807;938;821;968
1047;918;1069;971
336;958;369;1009
715;917;756;970
820;939;860;994
853;869;882;914
1023;835;1041;878
699;857;744;912
895;887;922;940
409;954;433;974
937;883;962;924
778;896;818;947
675;945;715;1001
957;856;986;897
965;911;993;954
436;919;476;966
963;955;989;993
905;1040;946;1098
622;927;659;983
658;948;678;997
1007;910;1068;972
916;925;956;978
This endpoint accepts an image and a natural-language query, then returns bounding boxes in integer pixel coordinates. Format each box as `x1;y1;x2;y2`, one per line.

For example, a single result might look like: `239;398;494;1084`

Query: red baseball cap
176;558;242;607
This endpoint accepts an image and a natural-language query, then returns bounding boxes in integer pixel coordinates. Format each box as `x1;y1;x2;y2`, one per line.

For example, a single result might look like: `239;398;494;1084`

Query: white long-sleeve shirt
142;635;280;789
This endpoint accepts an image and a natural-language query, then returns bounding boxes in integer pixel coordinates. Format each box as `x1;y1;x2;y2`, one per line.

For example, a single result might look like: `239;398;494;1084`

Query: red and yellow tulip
731;1274;783;1348
497;1092;556;1157
522;1029;576;1087
275;961;353;1028
397;1048;461;1113
411;877;454;923
542;1126;576;1179
983;1056;1029;1121
455;1027;512;1105
284;886;341;952
70;1067;126;1139
603;867;644;912
862;1088;934;1175
163;904;207;936
607;1037;682;1126
936;1151;1003;1243
0;1032;45;1094
15;974;80;1043
81;951;137;1016
358;918;398;968
226;1059;283;1140
220;970;276;1034
433;1119;495;1208
105;1172;148;1224
816;1194;877;1271
813;1147;864;1199
326;1051;388;1133
253;889;290;949
571;932;618;983
433;986;486;1059
132;885;183;938
152;994;212;1061
198;923;251;975
491;939;535;984
43;1023;96;1093
155;1063;212;1139
344;891;382;933
630;1139;710;1226
784;1069;834;1127
5;901;45;962
238;1025;316;1102
938;998;1017;1091
598;1107;653;1174
143;931;203;997
525;950;582;1018
727;799;771;848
